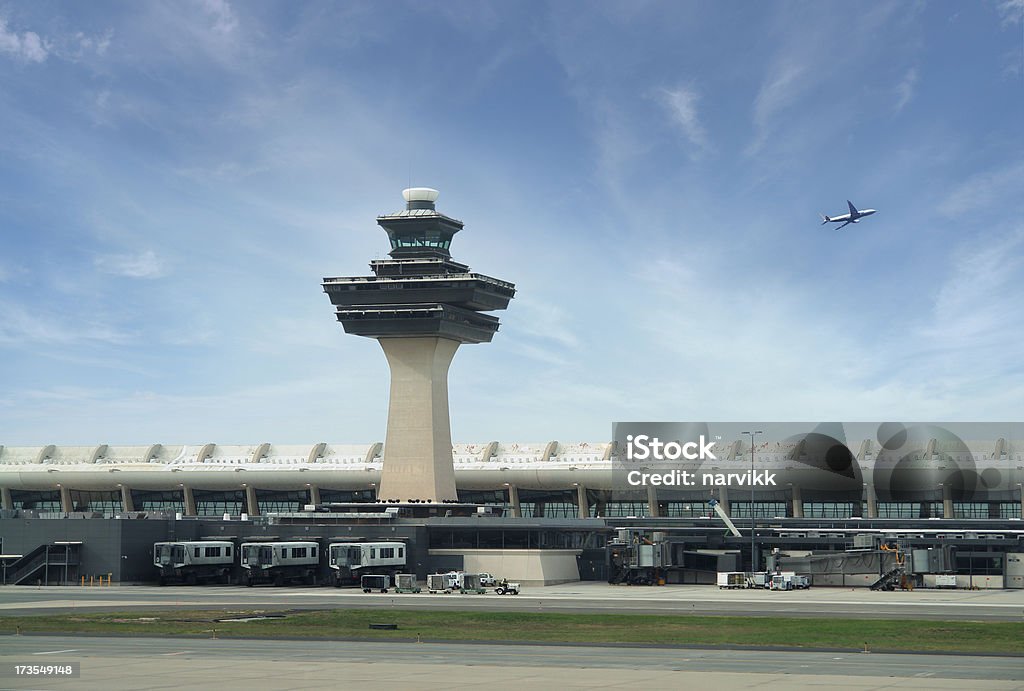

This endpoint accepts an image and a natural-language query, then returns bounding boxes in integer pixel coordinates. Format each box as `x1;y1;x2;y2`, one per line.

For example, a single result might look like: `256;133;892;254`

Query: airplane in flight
821;200;876;230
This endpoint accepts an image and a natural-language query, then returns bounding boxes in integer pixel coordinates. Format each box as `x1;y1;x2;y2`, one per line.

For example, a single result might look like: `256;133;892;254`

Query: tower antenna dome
402;187;440;203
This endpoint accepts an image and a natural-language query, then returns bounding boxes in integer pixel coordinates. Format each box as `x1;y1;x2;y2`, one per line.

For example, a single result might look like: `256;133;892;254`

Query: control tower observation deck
322;188;515;502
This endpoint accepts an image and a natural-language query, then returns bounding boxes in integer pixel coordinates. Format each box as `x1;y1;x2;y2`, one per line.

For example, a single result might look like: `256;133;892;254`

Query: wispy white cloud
996;0;1024;26
657;86;711;157
939;161;1024;217
93;250;166;279
509;297;580;351
748;62;807;154
58;29;114;61
0;17;47;63
0;302;134;346
927;225;1024;350
0;15;112;64
895;66;919;112
198;0;238;35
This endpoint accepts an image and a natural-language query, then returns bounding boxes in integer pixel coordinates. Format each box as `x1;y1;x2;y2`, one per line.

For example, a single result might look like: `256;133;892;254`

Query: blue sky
1;1;1022;445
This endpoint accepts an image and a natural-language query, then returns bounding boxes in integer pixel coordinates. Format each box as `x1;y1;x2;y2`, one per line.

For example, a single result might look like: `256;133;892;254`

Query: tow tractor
494;580;520;595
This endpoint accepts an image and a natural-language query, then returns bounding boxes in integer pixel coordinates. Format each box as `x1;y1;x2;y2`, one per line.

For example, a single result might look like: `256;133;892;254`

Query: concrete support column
576;484;589;519
182;487;196;517
718;486;730;515
942;484;953;519
308;485;321;506
120;485;134;512
59;486;72;513
244;486;259;516
0;487;12;511
791;484;802;518
864;484;877;518
507;485;520;518
646;485;659;518
378;336;460;502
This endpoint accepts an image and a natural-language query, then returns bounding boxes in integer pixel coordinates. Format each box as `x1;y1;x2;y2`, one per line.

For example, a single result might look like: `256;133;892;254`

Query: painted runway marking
161;651;192;656
33;649;78;655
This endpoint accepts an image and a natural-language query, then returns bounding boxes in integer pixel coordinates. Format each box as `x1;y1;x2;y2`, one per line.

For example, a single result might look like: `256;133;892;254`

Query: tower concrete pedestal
378;336;460;502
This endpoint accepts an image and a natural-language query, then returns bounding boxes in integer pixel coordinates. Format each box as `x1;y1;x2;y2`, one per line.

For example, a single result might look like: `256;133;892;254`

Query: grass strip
2;609;1022;654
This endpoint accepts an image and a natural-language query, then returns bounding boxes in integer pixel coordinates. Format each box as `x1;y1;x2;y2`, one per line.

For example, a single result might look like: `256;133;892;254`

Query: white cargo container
717;571;748;589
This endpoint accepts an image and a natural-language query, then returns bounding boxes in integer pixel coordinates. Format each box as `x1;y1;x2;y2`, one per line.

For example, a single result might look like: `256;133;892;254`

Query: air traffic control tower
323;188;515;502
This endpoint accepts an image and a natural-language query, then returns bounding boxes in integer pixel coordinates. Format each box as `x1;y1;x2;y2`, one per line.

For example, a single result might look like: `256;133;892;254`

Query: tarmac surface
1;581;1023;621
0;636;1022;690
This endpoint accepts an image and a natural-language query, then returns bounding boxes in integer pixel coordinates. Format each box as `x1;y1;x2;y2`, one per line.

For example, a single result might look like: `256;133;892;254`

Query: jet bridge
708;498;742;537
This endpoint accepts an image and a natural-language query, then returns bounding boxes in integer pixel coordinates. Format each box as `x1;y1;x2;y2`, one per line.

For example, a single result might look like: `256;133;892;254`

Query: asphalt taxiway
0;636;1021;690
1;582;1022;621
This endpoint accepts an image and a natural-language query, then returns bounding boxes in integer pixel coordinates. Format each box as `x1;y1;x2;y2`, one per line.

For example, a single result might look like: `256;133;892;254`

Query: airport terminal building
1;431;1022;589
2;190;1022;590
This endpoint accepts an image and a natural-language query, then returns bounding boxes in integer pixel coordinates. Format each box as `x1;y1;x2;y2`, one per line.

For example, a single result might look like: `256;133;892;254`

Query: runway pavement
0;636;1021;690
1;582;1023;621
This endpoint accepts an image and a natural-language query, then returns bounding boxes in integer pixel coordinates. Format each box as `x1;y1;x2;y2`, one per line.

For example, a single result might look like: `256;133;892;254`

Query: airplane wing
834;220;852;231
847;200;858;215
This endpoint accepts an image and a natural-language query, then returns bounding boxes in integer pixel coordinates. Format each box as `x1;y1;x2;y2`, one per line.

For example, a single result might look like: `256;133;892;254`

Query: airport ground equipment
328;541;406;586
749;571;771;588
494;580;519;595
427;573;453;594
154;541;235;585
789;574;811;589
241;541;319;586
769;572;810;590
459;573;487;594
360;574;390;593
478;572;497;587
717;571;747;589
870;541;908;591
1;543;80;586
394;573;421;593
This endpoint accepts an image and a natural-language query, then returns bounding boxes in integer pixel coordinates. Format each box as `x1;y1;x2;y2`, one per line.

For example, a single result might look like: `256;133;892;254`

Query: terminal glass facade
603;501;650;518
457;489;509;511
519;489;578;518
998;502;1022;519
665;502;711;518
130;489;184;513
193;489;245;516
802;501;857;518
256;490;308;514
876;502;946;518
730;501;788;519
69;490;122;517
9;490;61;512
953;502;990;519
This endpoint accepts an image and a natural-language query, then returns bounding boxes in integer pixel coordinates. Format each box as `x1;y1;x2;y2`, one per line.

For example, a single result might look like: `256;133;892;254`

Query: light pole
742;430;763;572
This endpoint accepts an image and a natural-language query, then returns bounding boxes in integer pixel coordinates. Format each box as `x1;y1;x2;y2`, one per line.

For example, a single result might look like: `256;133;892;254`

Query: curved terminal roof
1;438;1021;493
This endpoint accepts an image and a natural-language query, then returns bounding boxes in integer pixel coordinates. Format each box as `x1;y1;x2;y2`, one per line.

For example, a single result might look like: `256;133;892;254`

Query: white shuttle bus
153;541;235;585
240;541;320;586
328;541;406;586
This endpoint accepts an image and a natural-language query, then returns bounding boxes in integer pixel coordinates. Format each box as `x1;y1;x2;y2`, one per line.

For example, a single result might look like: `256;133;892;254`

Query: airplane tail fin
820;214;830;225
